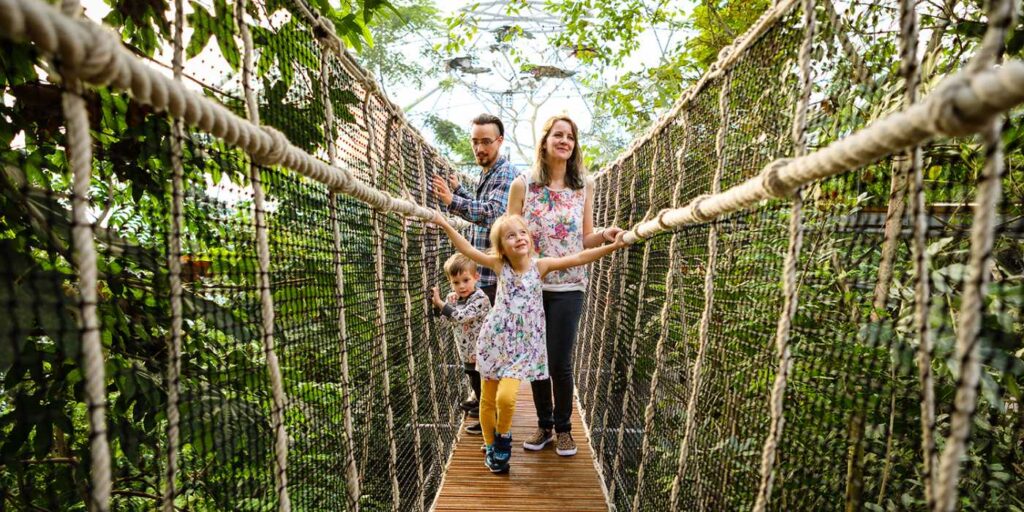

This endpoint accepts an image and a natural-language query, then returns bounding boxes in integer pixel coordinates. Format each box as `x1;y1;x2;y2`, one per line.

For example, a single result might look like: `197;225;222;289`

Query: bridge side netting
580;0;1024;511
0;0;463;510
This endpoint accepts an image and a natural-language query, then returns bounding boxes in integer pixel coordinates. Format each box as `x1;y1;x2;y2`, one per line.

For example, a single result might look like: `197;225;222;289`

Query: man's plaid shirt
448;156;518;288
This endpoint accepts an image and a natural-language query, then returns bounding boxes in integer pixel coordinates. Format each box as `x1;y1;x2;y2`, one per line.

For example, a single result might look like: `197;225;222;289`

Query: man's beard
476;154;494;168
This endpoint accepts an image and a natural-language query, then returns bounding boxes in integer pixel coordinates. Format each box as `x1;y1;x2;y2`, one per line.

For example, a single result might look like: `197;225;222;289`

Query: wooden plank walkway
432;382;609;511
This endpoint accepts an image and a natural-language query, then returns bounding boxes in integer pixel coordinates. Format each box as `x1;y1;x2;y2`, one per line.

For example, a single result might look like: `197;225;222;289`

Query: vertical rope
897;0;936;504
162;0;186;508
875;0;927;502
935;1;1015;510
753;0;814;509
593;158;639;466
235;2;290;509
396;129;426;511
320;50;361;512
57;1;111;510
607;137;664;501
414;140;447;491
586;162;628;414
670;71;731;508
631;114;690;512
363;92;402;510
577;172;616;406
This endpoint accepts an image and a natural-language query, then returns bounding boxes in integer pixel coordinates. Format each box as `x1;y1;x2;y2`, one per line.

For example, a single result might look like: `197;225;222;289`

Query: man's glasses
471;138;499;147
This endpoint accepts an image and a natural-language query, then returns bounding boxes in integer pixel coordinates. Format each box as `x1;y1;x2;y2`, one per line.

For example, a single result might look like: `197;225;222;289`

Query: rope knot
252;126;291;166
72;24;122;85
928;74;993;137
689;194;713;223
656;208;673;230
759;158;795;198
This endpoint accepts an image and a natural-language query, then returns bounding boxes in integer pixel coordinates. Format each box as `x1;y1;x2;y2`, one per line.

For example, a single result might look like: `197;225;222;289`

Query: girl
429;212;624;473
507;115;622;456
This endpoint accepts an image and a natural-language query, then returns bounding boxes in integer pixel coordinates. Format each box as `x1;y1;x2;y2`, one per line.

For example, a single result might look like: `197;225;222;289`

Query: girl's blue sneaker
485;432;511;473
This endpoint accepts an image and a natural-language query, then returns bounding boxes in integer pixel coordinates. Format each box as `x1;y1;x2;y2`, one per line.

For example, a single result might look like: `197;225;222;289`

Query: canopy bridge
0;0;1022;511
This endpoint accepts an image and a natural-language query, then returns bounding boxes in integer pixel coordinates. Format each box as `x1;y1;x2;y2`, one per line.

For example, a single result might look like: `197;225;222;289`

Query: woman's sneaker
465;422;483;435
555;432;577;456
460;399;478;412
522;428;553;451
486;432;512;473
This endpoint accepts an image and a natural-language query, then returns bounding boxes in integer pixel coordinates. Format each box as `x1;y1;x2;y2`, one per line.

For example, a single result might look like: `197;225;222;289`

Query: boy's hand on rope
430;286;445;309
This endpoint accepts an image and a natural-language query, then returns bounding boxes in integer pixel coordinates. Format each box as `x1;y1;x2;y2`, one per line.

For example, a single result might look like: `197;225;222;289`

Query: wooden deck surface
431;382;609;511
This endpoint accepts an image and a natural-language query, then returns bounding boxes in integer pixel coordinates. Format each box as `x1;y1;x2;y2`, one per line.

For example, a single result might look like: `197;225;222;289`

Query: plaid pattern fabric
448;156;518;287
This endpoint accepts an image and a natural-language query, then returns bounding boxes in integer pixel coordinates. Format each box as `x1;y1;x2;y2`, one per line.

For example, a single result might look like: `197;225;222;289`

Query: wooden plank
431;383;609;511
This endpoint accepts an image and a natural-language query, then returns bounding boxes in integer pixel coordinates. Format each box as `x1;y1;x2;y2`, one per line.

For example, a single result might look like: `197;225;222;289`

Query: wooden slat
431;383;609;511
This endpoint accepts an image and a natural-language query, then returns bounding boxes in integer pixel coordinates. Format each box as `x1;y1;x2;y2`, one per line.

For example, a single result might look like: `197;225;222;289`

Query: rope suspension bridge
0;0;1022;510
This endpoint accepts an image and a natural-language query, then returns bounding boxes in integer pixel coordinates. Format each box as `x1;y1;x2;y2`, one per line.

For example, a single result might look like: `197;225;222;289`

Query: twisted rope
577;169;617;404
414;139;448;492
753;0;813;509
631;120;689;512
936;1;1016;510
671;72;731;508
57;0;110;510
235;2;290;509
607;137;664;502
363;95;402;511
0;0;441;220
320;49;361;512
162;0;185;509
622;59;1024;243
593;0;801;182
586;161;629;414
395;131;426;511
592;158;639;464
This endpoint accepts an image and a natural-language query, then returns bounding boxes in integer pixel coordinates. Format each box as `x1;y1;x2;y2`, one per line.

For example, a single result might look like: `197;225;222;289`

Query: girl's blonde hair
488;214;533;261
531;115;586;190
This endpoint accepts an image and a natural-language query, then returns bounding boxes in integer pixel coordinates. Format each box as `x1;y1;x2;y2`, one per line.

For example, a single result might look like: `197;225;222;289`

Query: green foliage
423;114;473;163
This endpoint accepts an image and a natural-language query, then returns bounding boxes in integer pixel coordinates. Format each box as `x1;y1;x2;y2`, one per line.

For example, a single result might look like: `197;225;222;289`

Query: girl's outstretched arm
537;232;626;278
429;213;503;272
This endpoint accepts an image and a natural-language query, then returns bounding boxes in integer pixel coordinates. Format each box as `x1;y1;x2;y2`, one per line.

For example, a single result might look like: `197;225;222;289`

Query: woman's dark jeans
531;290;584;434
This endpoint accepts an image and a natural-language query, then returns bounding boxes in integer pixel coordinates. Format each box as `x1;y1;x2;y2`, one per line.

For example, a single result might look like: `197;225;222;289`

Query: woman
507;114;622;456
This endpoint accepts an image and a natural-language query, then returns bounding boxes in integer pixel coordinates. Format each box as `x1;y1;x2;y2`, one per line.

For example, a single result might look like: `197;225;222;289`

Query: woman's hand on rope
602;226;624;244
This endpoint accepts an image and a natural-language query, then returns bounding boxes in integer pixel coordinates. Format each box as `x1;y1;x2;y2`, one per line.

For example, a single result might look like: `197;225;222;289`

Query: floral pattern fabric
440;288;491;362
523;175;587;290
475;261;548;382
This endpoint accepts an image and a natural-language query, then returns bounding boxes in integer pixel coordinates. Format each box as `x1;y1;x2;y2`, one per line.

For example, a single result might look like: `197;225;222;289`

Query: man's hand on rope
447;173;460;192
432;175;454;206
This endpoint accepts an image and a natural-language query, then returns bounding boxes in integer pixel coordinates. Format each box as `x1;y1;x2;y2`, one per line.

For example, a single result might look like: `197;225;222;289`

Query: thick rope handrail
621;60;1024;244
935;1;1016;510
235;2;291;509
57;0;111;510
161;0;185;508
753;0;813;509
0;0;441;221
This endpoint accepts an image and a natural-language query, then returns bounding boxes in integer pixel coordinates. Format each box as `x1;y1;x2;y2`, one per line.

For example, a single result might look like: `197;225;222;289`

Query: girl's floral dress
523;175;587;290
475;260;548;381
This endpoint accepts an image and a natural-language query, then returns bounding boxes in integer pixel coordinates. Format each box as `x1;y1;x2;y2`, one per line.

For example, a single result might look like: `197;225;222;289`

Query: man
432;113;518;305
433;113;517;438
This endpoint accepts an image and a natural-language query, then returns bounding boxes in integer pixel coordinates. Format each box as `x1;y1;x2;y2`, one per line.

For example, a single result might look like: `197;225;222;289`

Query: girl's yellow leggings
480;378;520;445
